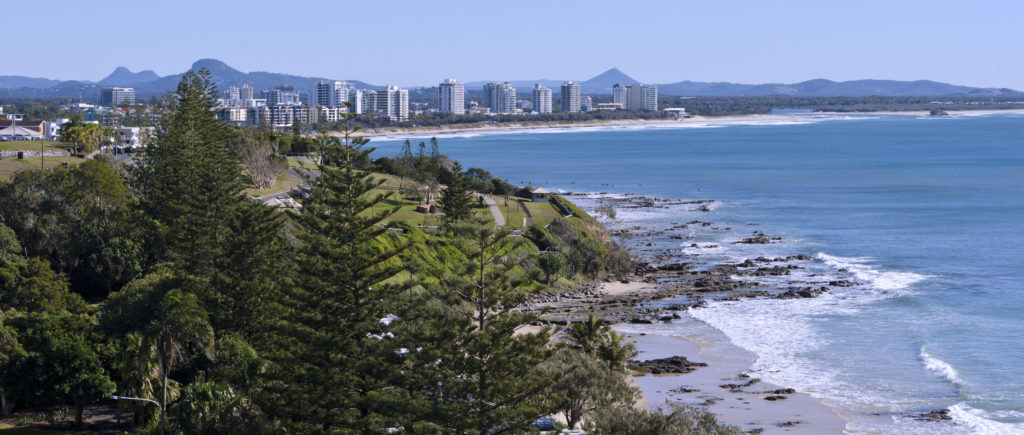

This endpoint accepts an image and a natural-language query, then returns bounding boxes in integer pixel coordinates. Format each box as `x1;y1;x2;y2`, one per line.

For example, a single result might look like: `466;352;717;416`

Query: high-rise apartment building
626;83;658;111
560;81;580;113
225;86;241;100
312;80;350;107
482;82;516;114
438;78;465;115
532;83;552;114
580;96;593;112
374;85;409;121
239;84;254;100
100;87;135;107
612;83;626;107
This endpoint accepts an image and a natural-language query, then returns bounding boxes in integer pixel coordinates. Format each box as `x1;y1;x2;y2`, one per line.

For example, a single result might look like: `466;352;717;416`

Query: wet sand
625;332;847;434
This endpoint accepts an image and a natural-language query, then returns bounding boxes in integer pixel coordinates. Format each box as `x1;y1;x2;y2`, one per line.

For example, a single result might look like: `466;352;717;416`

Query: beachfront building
312;80;350;108
560;81;580;113
238;84;254;100
581;96;593;112
531;187;551;202
626;83;658;111
100;87;135;107
438;78;465;115
482;82;516;114
532;83;552;114
613;83;627;107
374;85;409;121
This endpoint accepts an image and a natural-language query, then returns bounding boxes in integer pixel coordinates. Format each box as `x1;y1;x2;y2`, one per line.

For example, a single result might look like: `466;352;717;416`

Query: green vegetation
0;70;737;433
0;142;69;152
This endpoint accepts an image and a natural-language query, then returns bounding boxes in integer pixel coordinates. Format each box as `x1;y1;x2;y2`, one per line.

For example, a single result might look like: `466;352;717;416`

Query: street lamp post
112;394;164;435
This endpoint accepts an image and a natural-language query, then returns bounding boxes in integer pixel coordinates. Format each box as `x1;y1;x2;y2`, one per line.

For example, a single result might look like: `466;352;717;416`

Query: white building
626;83;658;111
612;83;626;107
239;84;254;100
532;83;552;114
560;81;580;113
438;78;465;115
350;89;365;114
482;82;516;114
580;96;593;112
115;126;155;147
375;85;409;121
312;80;350;108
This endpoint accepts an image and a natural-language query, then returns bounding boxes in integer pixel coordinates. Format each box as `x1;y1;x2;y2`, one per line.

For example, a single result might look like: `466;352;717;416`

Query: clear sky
7;0;1024;89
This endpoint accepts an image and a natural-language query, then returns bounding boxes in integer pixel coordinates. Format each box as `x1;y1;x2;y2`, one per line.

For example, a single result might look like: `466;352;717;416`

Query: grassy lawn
494;196;564;228
522;200;564;226
0;156;88;179
0;425;90;434
286;157;318;170
246;171;303;197
0;141;71;152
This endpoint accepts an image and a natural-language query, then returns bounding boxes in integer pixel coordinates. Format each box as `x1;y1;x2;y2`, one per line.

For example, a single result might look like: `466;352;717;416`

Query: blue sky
8;0;1024;89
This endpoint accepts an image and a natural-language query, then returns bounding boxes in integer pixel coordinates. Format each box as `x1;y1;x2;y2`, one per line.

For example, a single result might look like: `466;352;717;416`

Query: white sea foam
948;403;1024;435
816;253;928;292
919;347;965;388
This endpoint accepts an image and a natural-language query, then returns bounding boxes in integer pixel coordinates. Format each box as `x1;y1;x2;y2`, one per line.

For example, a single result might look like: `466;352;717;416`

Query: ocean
369;113;1024;434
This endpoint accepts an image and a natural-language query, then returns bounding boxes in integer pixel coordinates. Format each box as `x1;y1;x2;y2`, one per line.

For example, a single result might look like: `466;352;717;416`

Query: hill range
0;59;1018;101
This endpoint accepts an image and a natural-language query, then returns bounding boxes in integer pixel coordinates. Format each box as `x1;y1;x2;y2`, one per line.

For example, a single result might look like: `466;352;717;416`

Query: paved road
481;194;505;227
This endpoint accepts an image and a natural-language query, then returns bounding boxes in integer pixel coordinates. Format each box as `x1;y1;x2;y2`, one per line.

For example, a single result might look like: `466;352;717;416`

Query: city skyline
5;0;1024;89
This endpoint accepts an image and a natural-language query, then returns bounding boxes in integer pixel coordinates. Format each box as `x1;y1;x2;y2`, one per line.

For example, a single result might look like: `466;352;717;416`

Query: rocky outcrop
630;356;707;375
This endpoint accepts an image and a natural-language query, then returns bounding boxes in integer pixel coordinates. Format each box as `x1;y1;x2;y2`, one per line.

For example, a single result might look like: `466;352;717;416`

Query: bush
586;403;741;434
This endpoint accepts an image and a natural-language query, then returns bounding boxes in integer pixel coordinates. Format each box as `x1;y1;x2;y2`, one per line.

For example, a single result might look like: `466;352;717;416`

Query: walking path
481;194;505;227
517;200;535;226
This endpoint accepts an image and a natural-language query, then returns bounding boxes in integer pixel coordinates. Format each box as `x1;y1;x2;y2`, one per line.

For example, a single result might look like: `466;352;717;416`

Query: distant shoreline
352;108;1024;139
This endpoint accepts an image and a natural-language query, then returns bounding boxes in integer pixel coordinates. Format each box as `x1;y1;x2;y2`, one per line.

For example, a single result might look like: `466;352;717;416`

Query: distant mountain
577;68;638;94
461;68;636;94
99;67;161;86
0;60;1019;101
0;75;64;89
656;78;1020;97
0;58;380;101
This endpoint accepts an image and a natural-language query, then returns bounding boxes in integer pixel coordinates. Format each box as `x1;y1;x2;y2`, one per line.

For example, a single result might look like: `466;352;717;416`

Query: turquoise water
371;114;1024;433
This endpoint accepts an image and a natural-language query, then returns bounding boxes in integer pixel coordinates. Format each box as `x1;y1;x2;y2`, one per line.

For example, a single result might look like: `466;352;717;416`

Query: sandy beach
590;281;847;433
347;108;1024;140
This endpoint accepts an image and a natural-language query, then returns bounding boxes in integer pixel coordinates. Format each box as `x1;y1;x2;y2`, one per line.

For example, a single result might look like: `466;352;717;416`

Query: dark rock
734;232;773;244
775;286;829;299
828;280;860;287
630;356;707;375
765;388;796;395
915;409;952;421
764;395;788;401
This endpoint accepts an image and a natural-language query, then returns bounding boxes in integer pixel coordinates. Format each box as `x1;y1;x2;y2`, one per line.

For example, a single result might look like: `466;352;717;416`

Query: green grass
0;141;71;152
246;171;303;197
522;200;563;226
0;155;87;179
0;425;90;434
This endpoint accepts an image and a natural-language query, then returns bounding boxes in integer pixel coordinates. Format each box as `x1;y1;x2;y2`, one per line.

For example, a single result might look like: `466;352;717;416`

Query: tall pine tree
438;161;475;227
134;69;285;336
413;221;561;433
269;120;418;431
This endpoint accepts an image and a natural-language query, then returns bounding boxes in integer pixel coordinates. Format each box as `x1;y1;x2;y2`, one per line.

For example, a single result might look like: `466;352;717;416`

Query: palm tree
146;289;215;435
567;313;610;354
114;332;178;428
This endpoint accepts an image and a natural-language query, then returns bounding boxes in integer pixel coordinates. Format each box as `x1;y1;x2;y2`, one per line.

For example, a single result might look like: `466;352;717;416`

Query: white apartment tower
532;83;552;114
438;78;465;115
375;85;409;121
239;84;254;100
312;80;350;108
560;81;580;113
626;83;658;111
612;83;626;106
482;82;516;114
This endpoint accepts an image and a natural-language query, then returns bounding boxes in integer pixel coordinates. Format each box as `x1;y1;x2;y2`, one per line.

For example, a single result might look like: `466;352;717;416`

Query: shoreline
597;281;848;434
353;107;1024;139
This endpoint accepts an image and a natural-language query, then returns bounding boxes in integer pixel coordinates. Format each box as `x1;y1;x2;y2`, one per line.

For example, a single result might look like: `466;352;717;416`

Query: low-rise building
116;126;155;147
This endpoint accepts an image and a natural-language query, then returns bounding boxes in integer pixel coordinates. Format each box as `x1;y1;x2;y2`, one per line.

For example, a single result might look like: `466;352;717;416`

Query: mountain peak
579;68;638;94
99;66;160;86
